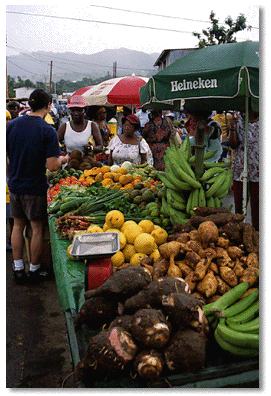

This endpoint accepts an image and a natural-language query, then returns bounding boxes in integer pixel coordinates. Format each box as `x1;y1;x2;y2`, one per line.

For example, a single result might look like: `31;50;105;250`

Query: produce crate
65;308;259;388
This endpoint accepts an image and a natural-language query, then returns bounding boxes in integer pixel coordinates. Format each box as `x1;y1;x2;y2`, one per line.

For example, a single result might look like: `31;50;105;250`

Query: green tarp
48;216;85;312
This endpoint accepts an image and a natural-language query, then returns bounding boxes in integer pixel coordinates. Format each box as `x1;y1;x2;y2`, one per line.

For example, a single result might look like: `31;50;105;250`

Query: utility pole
113;61;117;78
49;61;53;93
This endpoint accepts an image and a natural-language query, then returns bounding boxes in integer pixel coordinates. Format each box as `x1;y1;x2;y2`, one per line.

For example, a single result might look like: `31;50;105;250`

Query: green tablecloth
48;216;85;312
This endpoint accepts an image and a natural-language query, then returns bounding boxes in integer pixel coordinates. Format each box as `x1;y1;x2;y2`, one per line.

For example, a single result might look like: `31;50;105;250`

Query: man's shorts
9;193;47;221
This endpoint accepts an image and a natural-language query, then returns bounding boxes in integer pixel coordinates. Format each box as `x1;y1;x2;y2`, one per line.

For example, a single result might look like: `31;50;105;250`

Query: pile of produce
203;282;259;358
73;265;209;384
158;137;232;226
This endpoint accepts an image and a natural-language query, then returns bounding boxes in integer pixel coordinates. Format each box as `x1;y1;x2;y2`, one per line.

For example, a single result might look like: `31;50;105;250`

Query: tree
193;11;251;48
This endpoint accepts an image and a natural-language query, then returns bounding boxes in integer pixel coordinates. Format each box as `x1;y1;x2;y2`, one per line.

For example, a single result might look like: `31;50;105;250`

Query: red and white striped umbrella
68;75;149;107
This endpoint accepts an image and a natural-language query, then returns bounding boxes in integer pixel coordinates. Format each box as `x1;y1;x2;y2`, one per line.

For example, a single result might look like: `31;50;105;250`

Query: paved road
6;223;75;388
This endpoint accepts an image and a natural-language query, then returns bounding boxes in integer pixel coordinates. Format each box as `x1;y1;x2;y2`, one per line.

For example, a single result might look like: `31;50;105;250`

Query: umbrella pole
242;80;249;217
194;121;206;180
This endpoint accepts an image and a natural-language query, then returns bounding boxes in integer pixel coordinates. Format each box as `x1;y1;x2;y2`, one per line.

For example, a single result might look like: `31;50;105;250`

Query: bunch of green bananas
203;282;259;358
158;137;232;226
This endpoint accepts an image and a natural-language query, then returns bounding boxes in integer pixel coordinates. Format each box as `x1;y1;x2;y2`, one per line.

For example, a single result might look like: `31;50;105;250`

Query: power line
6;10;193;34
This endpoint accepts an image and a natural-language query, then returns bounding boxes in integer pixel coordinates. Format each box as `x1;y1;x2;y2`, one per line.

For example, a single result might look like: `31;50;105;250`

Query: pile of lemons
86;210;168;268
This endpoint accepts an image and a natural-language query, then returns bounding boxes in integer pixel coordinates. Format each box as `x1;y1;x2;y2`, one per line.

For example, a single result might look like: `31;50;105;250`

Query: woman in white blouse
108;114;152;166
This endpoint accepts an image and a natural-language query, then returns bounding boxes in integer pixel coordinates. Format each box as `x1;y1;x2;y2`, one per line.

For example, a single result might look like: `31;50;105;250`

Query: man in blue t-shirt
6;89;67;284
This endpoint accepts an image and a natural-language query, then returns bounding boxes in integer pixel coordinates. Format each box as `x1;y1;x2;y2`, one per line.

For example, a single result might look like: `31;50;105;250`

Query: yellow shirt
212;113;233;143
6;183;9;204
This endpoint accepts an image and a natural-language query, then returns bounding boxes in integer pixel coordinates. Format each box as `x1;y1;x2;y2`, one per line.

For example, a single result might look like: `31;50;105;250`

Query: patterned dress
142;117;173;171
232;117;259;182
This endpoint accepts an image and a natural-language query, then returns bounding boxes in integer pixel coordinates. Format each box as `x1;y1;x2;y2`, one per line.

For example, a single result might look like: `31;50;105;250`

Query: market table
48;216;259;388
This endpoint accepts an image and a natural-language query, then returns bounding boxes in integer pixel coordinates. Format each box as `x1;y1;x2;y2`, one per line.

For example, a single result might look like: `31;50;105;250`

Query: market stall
46;156;259;388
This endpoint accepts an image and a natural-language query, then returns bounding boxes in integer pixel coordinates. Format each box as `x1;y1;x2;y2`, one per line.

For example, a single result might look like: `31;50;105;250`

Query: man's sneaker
12;268;27;285
27;265;51;283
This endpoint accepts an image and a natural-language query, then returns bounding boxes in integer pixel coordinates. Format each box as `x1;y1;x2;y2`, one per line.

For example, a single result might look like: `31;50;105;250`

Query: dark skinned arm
91;121;103;153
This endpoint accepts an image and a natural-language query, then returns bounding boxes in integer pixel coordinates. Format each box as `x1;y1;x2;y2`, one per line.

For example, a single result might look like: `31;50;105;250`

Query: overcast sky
6;2;260;57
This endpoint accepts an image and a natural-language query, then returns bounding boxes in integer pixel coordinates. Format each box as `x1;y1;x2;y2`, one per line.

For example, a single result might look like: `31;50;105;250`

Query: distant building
14;87;35;99
154;48;197;71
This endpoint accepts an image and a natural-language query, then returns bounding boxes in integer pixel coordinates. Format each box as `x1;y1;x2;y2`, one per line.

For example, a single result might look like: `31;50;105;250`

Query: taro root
196;270;218;298
108;315;134;333
184;272;197;292
189;230;199;240
185;239;202;253
152;258;170;280
131;309;171;349
74;326;138;382
124;277;190;314
134;349;164;380
233;260;245;278
161;292;208;333
70;149;83;161
164;329;208;372
84;265;152;302
197;221;219;249
216;237;230;249
74;296;119;331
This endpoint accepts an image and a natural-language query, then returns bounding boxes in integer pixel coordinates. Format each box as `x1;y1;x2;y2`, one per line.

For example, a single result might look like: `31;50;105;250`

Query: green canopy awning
140;41;259;113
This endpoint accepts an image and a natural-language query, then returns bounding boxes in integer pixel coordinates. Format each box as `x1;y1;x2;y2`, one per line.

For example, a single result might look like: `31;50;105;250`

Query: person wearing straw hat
58;95;103;155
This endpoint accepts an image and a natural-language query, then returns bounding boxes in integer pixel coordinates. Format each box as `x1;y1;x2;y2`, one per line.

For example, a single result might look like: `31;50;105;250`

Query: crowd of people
6;88;259;285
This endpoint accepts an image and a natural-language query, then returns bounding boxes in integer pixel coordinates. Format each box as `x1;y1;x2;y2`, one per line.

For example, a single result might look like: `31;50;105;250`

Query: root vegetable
215;276;231;295
219;266;238;287
108;315;134;333
74;326;138;382
193;257;212;281
124;277;190;314
74;297;119;331
227;246;244;260
218;222;243;245
193;207;229;216
197;221;219;248
176;233;190;244
216;237;230;249
189;230;199;240
184;272;197;292
185;240;202;253
134;350;164;380
233;260;245;278
246;252;259;269
158;241;183;267
196;271;218;298
152;258;170;280
164;329;208;372
176;261;193;277
131;309;171;349
240;267;259;287
161;292;208;333
185;251;201;269
84;265;152;301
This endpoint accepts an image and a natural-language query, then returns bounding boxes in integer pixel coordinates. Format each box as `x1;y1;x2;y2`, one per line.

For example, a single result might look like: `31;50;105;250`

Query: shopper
58;95;103;155
93;106;111;146
228;109;259;231
6;89;68;284
142;109;173;171
108;114;151;166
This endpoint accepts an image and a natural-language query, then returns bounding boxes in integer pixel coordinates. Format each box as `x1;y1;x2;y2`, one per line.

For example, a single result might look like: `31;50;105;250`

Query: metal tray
69;232;120;259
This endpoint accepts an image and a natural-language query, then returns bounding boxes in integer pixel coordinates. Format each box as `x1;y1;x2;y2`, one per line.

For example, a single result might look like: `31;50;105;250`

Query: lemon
151;227;168;245
121;220;137;233
149;248;161;263
130;252;148;266
86;225;103;233
122;244;137;262
134;233;156;255
105;210;125;229
123;224;143;245
103;223;109;231
111;251;125;267
138;219;155;234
